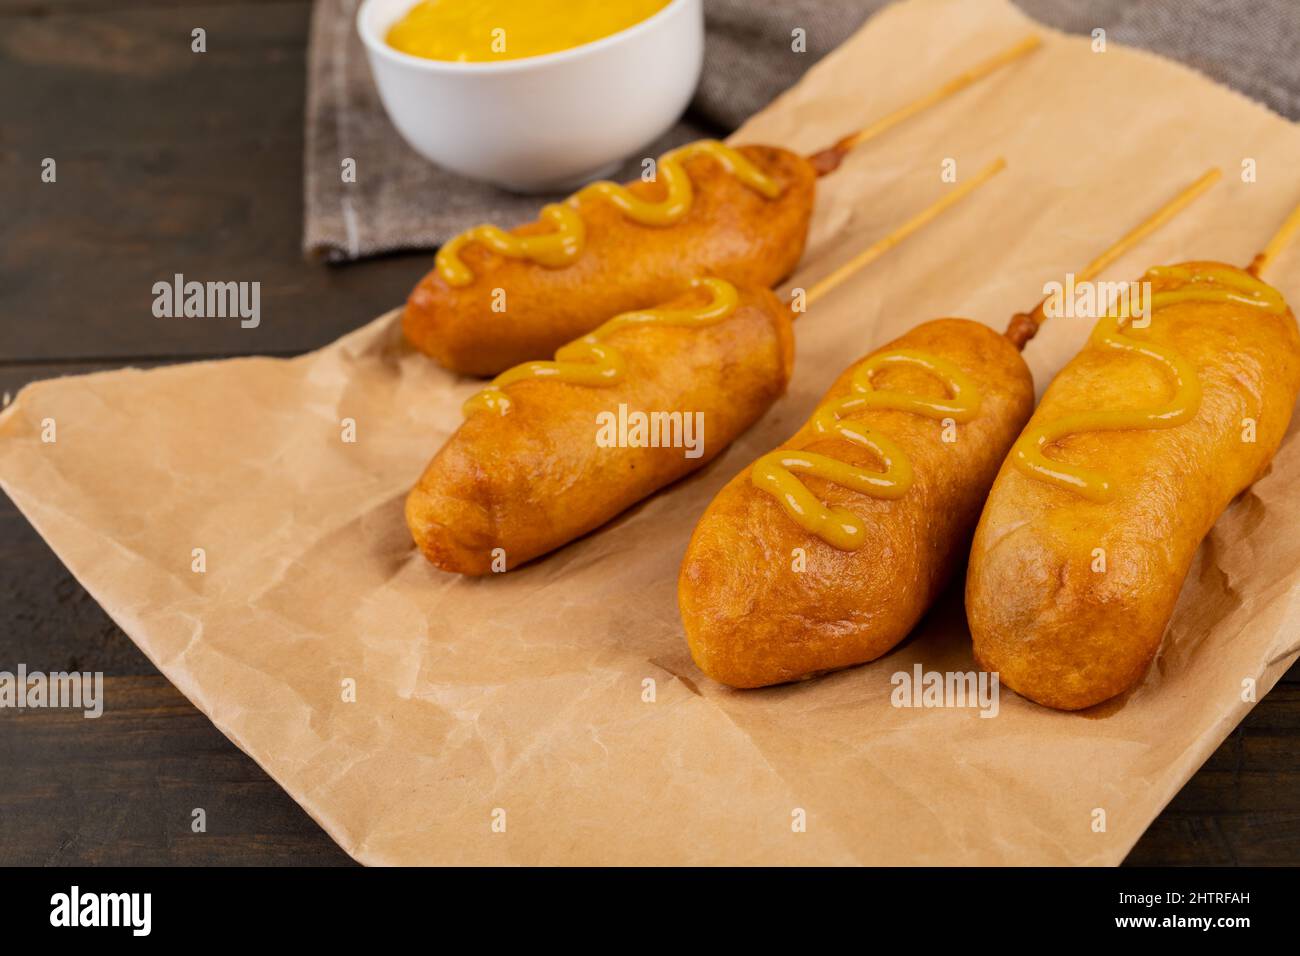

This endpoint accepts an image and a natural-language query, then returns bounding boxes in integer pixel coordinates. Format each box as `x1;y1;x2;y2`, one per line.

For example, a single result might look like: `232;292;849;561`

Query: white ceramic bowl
356;0;704;193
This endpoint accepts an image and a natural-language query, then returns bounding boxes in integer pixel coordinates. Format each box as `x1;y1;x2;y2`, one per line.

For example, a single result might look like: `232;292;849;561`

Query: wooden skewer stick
799;157;1007;310
1004;167;1222;349
1248;196;1300;278
808;34;1041;176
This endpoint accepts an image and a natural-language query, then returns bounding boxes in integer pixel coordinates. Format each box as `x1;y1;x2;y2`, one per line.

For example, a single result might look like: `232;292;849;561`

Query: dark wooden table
2;0;1298;867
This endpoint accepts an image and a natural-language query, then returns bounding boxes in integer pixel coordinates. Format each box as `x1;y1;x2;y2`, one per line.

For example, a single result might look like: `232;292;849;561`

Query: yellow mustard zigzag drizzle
435;141;784;287
1011;264;1287;502
462;277;739;417
751;351;982;550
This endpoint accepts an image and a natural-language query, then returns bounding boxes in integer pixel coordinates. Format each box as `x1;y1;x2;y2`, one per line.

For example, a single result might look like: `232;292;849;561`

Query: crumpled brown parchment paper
4;0;1300;865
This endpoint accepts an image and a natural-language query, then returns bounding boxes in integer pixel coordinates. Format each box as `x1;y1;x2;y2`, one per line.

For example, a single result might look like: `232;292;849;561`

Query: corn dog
406;164;1008;575
966;197;1300;711
403;36;1041;376
678;170;1219;688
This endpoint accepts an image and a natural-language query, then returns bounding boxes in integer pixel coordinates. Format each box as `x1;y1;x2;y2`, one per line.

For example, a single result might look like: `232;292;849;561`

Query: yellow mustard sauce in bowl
387;0;673;62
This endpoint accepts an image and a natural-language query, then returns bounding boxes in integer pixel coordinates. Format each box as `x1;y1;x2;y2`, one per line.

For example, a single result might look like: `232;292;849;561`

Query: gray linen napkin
303;0;1300;262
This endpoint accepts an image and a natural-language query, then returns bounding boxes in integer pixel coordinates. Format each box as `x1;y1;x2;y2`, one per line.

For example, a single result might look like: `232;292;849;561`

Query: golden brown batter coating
407;285;795;575
679;319;1034;687
966;262;1300;711
402;145;815;377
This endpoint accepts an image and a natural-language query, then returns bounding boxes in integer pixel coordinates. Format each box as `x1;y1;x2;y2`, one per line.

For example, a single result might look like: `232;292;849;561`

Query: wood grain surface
0;0;1297;866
